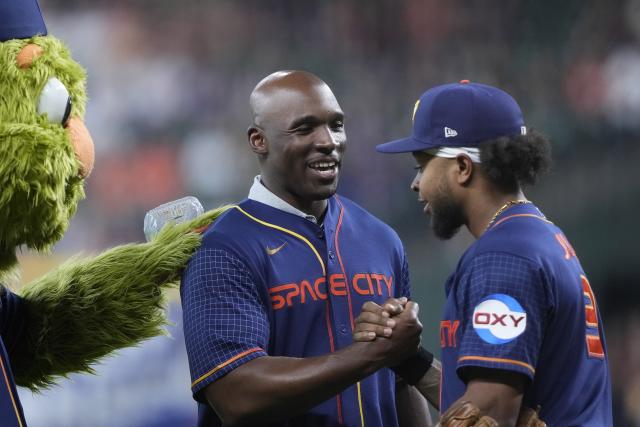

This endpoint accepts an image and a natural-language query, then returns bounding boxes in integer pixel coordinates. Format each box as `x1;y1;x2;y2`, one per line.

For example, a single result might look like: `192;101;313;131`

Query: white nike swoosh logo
266;243;287;256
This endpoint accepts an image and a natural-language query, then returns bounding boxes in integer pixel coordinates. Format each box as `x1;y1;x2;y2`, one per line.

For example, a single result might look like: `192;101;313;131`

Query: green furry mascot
0;2;225;425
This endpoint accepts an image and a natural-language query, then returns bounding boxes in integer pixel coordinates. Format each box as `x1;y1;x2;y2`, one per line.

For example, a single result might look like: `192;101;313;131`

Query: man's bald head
246;70;346;216
249;70;337;128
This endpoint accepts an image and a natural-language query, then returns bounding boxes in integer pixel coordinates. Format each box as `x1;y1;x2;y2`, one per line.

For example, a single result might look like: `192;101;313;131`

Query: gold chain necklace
486;200;532;230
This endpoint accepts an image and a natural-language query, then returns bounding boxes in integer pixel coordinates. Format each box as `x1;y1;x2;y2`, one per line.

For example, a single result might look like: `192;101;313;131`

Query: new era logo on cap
444;127;458;138
376;80;525;153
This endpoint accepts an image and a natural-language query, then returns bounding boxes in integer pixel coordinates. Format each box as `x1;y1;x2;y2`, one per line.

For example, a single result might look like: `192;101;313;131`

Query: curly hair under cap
478;129;552;194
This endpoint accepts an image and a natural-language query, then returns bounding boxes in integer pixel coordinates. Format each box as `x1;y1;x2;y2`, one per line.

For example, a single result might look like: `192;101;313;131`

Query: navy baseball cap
0;0;47;42
377;80;525;153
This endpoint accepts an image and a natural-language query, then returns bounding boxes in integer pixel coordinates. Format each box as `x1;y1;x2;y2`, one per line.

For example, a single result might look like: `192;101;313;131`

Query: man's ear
248;126;268;155
455;155;474;186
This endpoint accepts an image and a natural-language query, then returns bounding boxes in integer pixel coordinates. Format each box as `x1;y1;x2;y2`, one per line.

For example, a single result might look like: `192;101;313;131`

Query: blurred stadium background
13;0;640;425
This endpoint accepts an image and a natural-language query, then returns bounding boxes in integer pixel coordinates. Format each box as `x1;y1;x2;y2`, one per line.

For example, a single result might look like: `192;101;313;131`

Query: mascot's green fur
0;35;227;392
0;36;86;271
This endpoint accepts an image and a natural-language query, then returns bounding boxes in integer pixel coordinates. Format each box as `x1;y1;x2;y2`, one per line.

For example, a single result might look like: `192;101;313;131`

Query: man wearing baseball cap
354;81;613;426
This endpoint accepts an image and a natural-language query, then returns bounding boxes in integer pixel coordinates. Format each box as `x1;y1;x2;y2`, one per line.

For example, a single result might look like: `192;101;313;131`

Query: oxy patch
472;294;526;344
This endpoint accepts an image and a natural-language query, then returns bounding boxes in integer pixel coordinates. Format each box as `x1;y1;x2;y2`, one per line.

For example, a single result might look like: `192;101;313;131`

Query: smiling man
180;71;433;427
368;81;613;426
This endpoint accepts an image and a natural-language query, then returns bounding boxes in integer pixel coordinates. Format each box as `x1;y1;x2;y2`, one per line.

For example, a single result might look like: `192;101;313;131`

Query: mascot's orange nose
65;116;95;178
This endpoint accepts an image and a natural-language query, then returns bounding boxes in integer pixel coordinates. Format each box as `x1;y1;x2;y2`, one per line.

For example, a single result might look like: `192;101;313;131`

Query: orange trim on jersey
324;297;337;353
323;295;342;423
336;394;344;425
333;196;363;425
231;205;327;276
333;196;355;330
458;356;535;375
0;356;24;427
191;347;263;388
491;213;553;229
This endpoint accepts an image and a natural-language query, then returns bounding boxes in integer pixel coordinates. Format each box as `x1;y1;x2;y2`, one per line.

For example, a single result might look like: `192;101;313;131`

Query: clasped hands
353;297;422;367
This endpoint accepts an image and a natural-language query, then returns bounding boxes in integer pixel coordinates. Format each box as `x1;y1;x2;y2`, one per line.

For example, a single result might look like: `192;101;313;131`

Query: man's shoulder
198;198;316;256
197;200;267;252
475;216;557;258
456;219;567;287
185;202;265;279
200;203;240;237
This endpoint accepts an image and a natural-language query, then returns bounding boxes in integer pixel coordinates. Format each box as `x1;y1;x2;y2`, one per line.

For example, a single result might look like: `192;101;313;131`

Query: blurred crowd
14;0;640;425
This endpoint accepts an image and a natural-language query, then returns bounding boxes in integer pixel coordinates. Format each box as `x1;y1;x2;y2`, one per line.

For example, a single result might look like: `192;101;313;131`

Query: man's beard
429;181;466;240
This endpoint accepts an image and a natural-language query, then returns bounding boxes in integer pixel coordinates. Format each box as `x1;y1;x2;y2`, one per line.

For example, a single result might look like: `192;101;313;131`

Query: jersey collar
248;175;320;224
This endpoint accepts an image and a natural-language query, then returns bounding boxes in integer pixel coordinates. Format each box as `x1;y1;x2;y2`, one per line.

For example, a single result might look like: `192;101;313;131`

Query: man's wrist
391;346;434;385
348;340;401;376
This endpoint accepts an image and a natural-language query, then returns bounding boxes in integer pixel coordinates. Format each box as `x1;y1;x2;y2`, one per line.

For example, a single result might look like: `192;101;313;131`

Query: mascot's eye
37;77;72;125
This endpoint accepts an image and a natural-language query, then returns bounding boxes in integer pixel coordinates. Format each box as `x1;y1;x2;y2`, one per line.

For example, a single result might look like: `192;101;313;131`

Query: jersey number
581;275;605;358
556;233;605;359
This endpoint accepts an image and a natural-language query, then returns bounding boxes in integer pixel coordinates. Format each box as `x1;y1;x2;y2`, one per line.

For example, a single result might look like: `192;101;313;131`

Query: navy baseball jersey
0;287;28;427
181;195;410;427
440;203;612;426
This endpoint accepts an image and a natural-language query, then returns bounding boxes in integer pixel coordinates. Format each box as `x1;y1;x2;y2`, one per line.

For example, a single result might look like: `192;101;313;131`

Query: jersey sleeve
181;246;269;400
455;252;551;381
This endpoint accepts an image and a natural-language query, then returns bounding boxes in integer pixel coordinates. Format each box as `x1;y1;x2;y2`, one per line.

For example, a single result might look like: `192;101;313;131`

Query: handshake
353;297;440;392
353;297;417;343
352;297;428;371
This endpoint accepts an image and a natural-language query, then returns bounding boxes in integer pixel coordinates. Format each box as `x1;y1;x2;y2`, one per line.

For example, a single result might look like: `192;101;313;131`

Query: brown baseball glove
516;406;546;427
437;401;498;427
437;401;546;427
